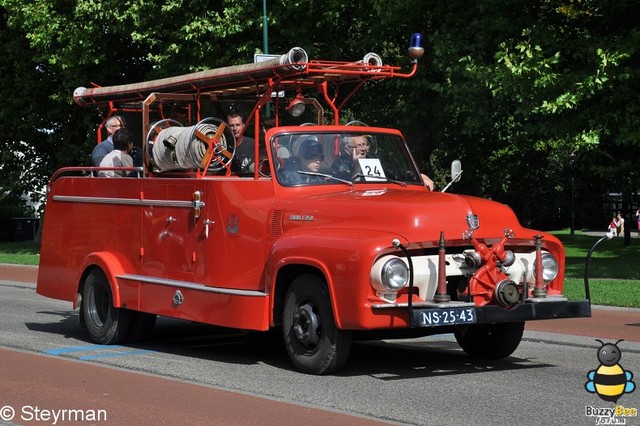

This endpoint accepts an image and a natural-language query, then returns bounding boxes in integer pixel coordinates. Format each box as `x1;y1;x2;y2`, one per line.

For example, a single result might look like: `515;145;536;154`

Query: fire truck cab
37;35;591;374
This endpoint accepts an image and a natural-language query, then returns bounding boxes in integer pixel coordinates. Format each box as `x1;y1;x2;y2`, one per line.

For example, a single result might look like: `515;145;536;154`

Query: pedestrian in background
617;212;625;237
608;215;619;236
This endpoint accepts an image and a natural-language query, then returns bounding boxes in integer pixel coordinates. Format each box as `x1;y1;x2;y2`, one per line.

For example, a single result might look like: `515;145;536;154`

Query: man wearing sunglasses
279;138;326;185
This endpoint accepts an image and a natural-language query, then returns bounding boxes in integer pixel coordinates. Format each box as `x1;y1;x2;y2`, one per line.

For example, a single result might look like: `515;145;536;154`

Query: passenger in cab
330;135;369;180
331;134;434;190
98;128;135;177
421;173;434;191
91;115;126;166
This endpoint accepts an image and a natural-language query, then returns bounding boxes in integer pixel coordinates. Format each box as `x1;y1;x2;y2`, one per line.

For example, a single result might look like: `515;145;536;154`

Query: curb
0;263;38;283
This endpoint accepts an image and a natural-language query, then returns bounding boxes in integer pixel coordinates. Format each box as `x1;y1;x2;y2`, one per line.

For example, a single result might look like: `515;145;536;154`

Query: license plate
413;307;477;327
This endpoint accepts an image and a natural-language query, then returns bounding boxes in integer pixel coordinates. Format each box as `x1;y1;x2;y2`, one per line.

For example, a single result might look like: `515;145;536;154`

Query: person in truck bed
91;115;126;166
98;128;135;177
228;112;258;175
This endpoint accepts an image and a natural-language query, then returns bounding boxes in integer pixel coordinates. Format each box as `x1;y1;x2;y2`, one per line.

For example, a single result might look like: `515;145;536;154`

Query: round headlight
381;258;409;290
538;252;559;283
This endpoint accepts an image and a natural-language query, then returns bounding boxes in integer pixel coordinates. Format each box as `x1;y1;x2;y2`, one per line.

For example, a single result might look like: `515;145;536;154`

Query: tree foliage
0;0;638;228
418;0;640;227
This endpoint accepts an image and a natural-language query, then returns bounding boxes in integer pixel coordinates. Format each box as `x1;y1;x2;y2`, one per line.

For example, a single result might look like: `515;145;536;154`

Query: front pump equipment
370;233;560;308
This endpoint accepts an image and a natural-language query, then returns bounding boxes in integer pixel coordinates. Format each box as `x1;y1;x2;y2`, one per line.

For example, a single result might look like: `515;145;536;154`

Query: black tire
81;269;131;344
454;321;524;359
126;311;157;342
282;274;352;374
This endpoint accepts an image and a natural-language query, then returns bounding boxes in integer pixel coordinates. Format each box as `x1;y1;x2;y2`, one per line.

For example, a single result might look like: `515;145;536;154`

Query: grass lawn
551;230;640;308
0;230;638;307
0;241;40;266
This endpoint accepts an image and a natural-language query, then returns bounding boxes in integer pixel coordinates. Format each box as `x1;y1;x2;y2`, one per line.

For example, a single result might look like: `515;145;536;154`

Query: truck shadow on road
26;309;88;341
26;312;552;379
342;340;551;380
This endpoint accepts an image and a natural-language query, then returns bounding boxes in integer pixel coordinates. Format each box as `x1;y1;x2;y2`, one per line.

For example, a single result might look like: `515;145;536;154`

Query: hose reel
150;117;235;173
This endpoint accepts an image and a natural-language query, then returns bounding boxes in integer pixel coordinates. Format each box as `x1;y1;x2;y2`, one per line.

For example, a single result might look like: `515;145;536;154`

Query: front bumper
407;299;591;328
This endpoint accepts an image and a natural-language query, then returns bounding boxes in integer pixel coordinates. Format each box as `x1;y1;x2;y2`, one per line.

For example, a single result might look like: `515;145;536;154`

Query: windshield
271;132;423;187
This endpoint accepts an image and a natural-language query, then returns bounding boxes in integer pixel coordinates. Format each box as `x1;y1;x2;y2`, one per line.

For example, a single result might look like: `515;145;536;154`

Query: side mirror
451;159;462;182
441;160;463;192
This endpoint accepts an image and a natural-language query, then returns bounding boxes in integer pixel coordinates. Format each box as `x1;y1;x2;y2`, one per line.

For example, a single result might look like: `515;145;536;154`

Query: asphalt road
1;266;639;426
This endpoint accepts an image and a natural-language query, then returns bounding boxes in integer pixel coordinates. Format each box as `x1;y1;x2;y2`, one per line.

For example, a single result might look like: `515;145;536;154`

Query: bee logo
585;339;635;403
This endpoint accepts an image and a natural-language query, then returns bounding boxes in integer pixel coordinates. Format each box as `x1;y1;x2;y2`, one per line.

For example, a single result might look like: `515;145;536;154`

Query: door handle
204;219;214;238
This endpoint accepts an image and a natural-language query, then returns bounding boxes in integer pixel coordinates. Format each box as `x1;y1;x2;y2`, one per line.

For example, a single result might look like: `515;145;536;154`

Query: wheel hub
293;303;320;348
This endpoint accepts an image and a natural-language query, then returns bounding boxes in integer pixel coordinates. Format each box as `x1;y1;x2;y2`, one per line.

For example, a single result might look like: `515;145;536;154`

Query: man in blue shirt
91;115;126;166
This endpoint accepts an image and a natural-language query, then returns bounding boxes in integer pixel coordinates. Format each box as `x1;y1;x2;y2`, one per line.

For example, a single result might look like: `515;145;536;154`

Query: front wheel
454;321;524;359
81;269;131;344
282;274;352;375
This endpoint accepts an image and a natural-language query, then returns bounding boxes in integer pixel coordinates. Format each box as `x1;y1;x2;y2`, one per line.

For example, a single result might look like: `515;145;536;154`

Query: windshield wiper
297;171;354;186
352;173;407;187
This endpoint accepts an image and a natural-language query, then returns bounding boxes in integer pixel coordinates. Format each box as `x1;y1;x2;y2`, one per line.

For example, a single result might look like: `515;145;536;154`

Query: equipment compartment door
141;180;207;281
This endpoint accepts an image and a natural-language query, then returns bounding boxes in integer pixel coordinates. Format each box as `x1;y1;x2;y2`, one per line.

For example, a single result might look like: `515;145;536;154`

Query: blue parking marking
44;344;153;360
80;349;152;360
44;345;116;355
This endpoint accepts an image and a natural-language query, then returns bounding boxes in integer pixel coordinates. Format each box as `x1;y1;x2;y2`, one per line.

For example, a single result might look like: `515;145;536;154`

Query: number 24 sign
357;159;386;181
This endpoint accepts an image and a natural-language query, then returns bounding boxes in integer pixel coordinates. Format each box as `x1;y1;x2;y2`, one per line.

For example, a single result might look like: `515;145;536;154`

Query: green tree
376;0;640;228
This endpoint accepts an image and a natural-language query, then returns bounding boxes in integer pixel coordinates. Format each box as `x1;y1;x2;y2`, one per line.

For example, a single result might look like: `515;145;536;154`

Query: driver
279;138;326;185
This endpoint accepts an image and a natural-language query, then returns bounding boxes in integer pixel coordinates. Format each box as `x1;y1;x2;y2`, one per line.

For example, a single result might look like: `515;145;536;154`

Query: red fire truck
37;35;591;374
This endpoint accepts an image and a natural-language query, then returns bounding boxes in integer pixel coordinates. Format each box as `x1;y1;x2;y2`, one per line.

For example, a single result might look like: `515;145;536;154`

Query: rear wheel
282;274;352;374
81;269;131;344
454;321;524;359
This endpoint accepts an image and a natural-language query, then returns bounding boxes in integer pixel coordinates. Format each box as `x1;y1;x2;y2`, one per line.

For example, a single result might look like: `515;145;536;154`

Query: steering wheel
346;120;369;126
